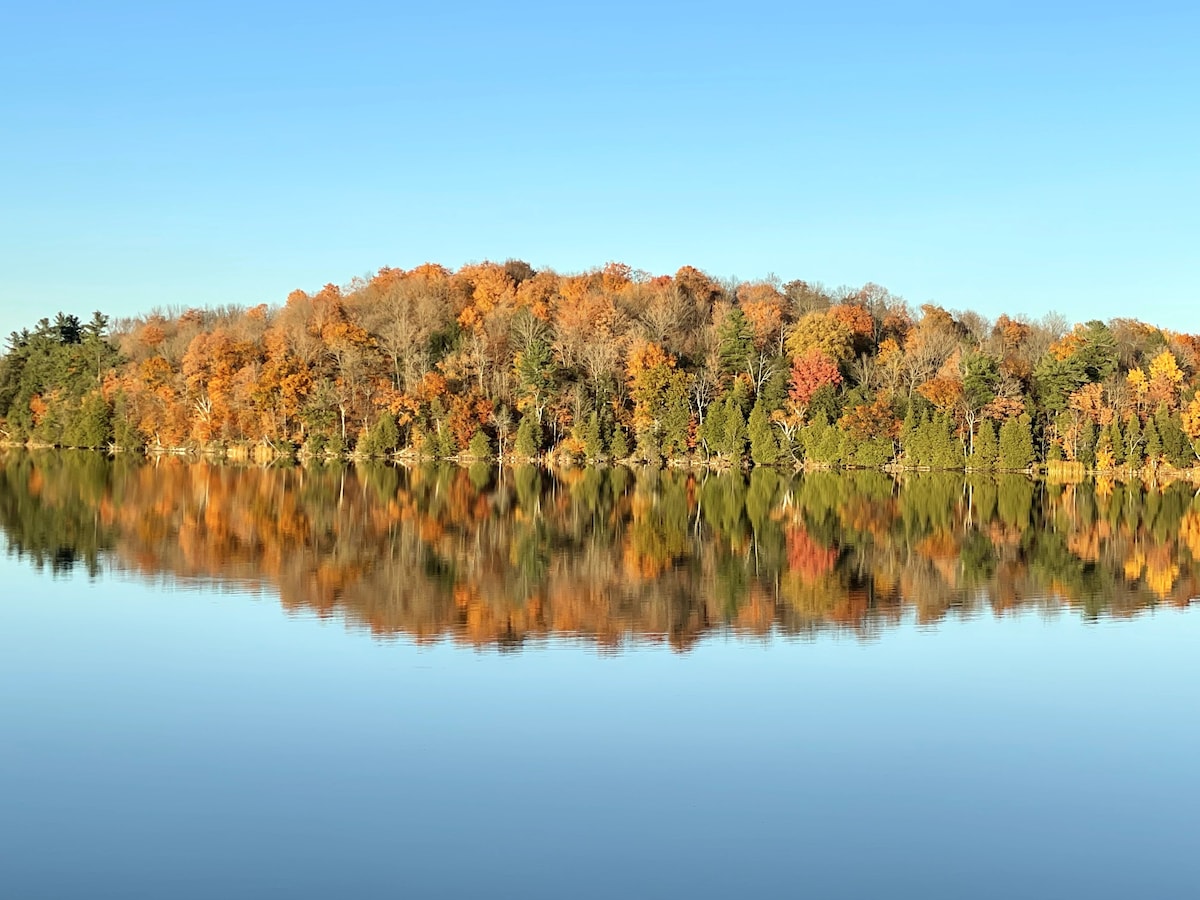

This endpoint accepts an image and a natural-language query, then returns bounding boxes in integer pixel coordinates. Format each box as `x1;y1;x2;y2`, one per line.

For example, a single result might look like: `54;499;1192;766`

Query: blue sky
1;1;1197;340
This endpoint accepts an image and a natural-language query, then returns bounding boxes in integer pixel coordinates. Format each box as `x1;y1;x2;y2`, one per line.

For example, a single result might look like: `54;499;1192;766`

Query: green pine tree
1078;422;1097;468
1155;408;1190;467
359;412;399;457
722;401;748;460
467;429;492;460
112;393;143;452
583;412;603;460
609;424;630;460
660;378;692;458
851;435;895;467
931;413;965;469
748;402;779;466
700;399;728;457
635;425;662;466
436;422;458;458
71;392;113;449
998;415;1035;470
514;413;541;459
716;308;755;377
904;411;930;467
968;419;999;470
900;404;919;447
1143;417;1162;465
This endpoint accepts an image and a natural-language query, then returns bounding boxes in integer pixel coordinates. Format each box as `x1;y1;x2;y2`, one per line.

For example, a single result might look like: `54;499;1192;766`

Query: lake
1;452;1198;898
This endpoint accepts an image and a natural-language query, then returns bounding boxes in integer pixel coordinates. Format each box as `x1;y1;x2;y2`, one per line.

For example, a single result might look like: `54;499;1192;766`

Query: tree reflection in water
2;450;1198;649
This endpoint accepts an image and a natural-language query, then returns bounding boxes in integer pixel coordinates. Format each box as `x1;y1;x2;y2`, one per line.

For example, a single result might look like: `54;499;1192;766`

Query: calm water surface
1;452;1198;898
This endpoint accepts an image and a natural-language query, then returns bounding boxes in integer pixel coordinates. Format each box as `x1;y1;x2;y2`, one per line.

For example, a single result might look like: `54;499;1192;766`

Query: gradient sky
2;1;1197;342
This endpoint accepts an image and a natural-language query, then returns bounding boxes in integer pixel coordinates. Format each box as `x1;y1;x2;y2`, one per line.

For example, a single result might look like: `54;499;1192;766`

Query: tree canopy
2;260;1198;471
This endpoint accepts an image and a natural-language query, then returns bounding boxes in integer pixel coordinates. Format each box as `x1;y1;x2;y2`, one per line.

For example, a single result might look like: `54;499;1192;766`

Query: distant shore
4;440;1199;486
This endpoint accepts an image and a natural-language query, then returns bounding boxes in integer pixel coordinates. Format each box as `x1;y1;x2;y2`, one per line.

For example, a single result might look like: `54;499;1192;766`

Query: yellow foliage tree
1181;394;1200;460
785;311;853;363
1147;349;1184;410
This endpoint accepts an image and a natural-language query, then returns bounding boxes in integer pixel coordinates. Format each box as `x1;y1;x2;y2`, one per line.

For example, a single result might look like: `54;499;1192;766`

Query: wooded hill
1;261;1198;471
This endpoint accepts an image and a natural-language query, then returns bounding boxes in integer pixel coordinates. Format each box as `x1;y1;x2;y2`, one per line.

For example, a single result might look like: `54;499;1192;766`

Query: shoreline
4;440;1198;483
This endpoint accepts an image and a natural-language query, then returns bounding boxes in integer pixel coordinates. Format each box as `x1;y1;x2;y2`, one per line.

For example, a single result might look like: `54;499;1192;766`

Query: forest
1;260;1199;473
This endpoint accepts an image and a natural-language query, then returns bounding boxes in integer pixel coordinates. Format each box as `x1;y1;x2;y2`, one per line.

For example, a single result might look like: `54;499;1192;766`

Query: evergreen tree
799;414;828;464
52;312;82;345
635;425;662;466
817;420;844;465
324;431;347;458
1032;354;1087;414
467;429;492;460
660;377;692;457
700;398;728;456
930;413;964;469
1143;417;1162;465
67;392;113;449
838;429;856;467
1078;422;1097;468
911;415;936;468
513;329;558;424
748;402;779;466
722;400;748;460
1108;419;1126;466
728;374;753;415
968;419;999;470
609;424;630;460
851;435;895;467
582;412;603;460
808;383;840;424
1076;320;1119;382
800;413;842;466
755;363;789;416
900;406;922;466
514;413;541;459
358;412;399;457
435;422;458;458
962;353;999;419
1155;407;1190;467
81;311;118;383
112;394;143;451
716;308;754;377
998;415;1035;470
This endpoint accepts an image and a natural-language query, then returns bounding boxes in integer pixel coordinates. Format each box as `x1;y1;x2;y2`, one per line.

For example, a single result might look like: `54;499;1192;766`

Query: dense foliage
2;261;1198;470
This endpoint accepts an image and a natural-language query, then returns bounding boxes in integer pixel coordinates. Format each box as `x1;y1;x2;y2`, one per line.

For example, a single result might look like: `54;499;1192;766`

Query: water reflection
2;450;1198;649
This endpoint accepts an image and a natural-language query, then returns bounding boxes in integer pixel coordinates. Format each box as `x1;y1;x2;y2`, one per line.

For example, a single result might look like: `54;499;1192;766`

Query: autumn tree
1146;349;1184;411
1181;395;1200;460
786;311;854;364
787;350;843;419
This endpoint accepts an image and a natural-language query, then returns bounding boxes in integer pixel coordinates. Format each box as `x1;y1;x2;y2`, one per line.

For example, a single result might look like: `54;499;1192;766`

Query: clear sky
1;1;1197;341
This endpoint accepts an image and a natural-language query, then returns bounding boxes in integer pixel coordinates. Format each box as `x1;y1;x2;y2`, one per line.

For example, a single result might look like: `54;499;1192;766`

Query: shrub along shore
2;261;1198;476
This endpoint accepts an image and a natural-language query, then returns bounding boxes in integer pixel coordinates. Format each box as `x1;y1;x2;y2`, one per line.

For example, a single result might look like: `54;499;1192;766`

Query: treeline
2;261;1199;471
2;452;1197;649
